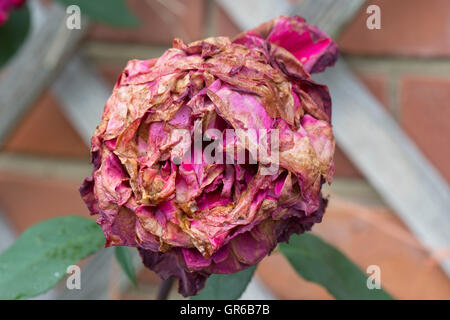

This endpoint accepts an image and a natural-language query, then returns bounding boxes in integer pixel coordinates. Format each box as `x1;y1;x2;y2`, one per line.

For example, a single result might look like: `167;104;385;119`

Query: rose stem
156;277;175;300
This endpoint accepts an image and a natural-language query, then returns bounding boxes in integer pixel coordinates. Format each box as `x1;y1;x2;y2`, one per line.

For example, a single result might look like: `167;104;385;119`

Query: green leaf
56;0;140;27
0;4;30;67
114;246;137;286
0;216;105;300
191;266;256;300
280;233;393;300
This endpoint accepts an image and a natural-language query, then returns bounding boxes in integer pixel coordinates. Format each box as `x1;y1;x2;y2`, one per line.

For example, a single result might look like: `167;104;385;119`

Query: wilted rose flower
80;16;337;296
0;0;25;25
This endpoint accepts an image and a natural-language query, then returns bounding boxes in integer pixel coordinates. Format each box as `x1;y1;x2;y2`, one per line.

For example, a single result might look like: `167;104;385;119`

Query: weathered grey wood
0;4;87;145
240;277;276;300
0;210;15;252
288;0;366;37
52;55;109;144
217;0;291;30
217;0;365;36
314;61;450;275
58;248;113;300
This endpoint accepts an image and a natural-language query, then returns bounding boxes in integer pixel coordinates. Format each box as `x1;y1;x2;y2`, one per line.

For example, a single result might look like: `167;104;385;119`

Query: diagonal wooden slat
52;55;109;143
288;0;366;37
0;4;87;145
0;210;15;252
217;0;365;37
58;248;114;300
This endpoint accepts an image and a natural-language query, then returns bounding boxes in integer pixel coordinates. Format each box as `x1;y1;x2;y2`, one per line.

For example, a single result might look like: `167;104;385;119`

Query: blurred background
0;0;449;299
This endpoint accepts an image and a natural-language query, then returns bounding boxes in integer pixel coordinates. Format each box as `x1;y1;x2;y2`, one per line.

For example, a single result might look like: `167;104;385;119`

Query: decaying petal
80;15;337;297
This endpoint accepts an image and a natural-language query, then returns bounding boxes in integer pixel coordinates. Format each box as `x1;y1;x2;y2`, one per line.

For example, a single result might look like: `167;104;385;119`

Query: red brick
0;172;90;232
338;0;450;57
400;76;450;182
2;91;89;159
257;252;333;299
88;0;206;45
136;268;162;285
96;63;126;85
258;197;450;299
356;72;390;110
333;145;363;178
213;5;241;37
